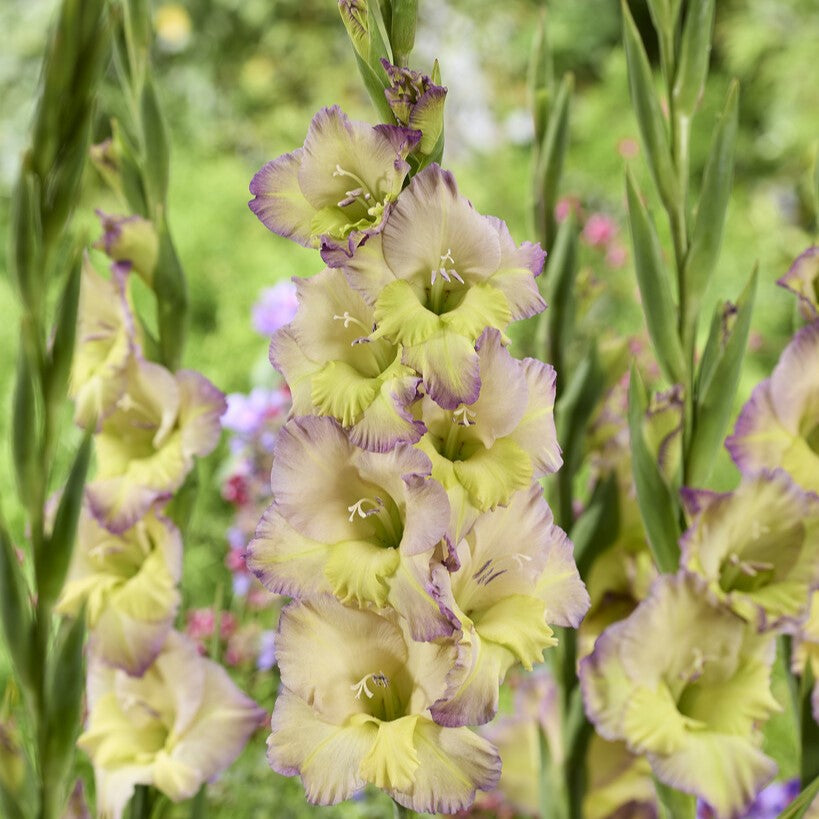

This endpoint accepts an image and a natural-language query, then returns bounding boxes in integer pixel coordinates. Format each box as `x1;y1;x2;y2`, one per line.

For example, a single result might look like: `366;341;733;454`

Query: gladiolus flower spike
249;102;588;812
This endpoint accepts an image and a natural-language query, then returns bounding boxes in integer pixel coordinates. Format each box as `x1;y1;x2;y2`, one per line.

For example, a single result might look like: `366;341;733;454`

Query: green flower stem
5;1;110;817
392;801;419;819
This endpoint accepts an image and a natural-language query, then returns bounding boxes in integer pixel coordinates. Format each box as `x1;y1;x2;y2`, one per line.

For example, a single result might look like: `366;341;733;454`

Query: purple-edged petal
299;106;415;209
177;370;226;459
777;246;819;318
680;469;819;628
486;216;547;320
247;505;333;599
649;734;776;819
727;320;819;493
248;148;315;246
380;165;501;283
268;691;373;805
391;720;501;815
402;332;482;410
470;328;529;446
387;552;455;642
269;416;364;543
510;357;562;476
769;320;819;431
578;574;780;818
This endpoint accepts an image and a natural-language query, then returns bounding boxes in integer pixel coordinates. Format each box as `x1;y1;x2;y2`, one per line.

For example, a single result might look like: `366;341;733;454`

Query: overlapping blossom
778;246;819;319
680;470;819;629
583;736;656;819
430;486;588;726
270;268;425;451
78;631;264;819
86;357;226;533
247;415;453;640
580;573;780;818
70;256;140;430
269;598;501;813
56;504;181;675
334;165;546;408
415;329;560;541
792;591;819;721
473;668;562;818
249;105;419;254
726;319;819;494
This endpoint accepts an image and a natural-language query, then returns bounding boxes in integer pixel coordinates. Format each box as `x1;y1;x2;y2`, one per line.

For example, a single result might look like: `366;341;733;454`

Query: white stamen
452;405;477;426
333;311;370;333
351;671;389;700
430;248;463;285
347;497;383;522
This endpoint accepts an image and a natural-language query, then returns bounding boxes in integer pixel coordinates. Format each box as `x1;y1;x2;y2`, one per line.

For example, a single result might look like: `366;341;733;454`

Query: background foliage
1;0;817;815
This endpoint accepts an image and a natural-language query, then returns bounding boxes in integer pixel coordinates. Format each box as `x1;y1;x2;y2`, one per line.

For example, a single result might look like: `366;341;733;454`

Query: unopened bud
94;211;159;285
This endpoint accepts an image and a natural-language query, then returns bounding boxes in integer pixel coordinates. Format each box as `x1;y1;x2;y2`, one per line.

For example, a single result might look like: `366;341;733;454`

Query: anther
351;671;390;700
333;311;370;333
452;405;477;426
430;248;464;285
347;497;384;522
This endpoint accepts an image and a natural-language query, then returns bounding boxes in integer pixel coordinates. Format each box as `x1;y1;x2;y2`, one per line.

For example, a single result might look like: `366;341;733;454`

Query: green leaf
683;82;739;317
778;777;819;819
39;435;92;605
621;0;679;212
628;365;681;573
554;343;605;528
801;662;819;787
189;786;207;819
687;267;756;485
672;0;716;116
140;76;170;214
528;16;554;148
153;219;188;370
654;776;697;819
353;51;396;124
9;167;44;317
536;212;577;372
390;0;417;65
44;249;82;407
625;170;686;384
42;614;86;819
366;0;394;67
12;348;42;507
533;72;573;251
644;0;672;37
0;522;34;688
571;472;620;578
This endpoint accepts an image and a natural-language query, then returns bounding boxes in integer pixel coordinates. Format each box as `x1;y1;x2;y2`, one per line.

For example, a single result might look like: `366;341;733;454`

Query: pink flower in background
555;196;581;223
618;137;639;158
605;242;627;268
583;213;617;247
251;280;299;335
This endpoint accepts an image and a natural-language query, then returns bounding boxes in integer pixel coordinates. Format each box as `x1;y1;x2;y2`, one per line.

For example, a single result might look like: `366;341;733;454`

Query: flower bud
382;59;446;156
94;211;159;285
642;384;684;485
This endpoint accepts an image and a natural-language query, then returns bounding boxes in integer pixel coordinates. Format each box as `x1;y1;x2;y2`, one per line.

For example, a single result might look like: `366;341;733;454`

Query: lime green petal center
324;540;401;607
472;594;556;670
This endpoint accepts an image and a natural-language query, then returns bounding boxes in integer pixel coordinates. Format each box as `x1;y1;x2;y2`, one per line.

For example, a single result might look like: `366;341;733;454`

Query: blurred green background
0;0;817;815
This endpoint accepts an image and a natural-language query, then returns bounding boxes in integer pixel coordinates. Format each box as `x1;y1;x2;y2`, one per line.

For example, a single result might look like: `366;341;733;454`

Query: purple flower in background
222;387;290;440
252;280;299;335
256;630;277;671
698;778;799;817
